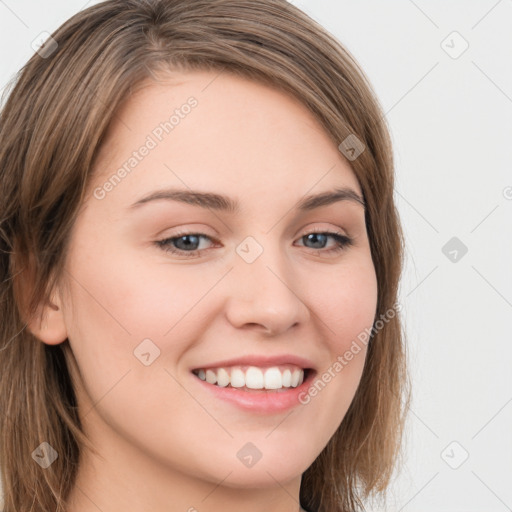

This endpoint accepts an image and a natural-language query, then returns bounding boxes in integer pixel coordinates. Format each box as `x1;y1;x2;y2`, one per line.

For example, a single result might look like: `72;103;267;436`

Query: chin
210;463;307;489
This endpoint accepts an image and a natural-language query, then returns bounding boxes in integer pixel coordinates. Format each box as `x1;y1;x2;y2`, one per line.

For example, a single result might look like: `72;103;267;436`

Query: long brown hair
0;1;410;510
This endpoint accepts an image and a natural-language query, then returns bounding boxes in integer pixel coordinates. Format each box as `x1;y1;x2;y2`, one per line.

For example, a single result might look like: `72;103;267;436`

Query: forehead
88;69;362;212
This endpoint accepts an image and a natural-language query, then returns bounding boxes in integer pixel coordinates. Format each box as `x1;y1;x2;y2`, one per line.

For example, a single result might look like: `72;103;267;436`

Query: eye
155;232;215;258
295;229;353;255
155;228;353;259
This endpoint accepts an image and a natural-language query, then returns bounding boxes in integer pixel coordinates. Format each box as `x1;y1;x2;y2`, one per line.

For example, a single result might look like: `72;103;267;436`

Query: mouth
191;365;313;393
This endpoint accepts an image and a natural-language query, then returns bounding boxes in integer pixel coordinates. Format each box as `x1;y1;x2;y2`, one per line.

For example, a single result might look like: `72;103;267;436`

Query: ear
27;286;68;345
12;247;68;345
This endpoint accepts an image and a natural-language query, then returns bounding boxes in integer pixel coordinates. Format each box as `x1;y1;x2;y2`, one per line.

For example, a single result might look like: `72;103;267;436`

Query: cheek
63;239;209;347
304;253;378;352
61;247;203;443
295;254;377;433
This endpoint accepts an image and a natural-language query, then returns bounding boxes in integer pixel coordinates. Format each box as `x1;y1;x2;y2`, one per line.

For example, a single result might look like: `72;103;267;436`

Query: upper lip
191;354;316;371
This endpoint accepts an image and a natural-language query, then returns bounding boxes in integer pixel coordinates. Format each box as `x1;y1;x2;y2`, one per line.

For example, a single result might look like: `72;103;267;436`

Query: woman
0;1;409;511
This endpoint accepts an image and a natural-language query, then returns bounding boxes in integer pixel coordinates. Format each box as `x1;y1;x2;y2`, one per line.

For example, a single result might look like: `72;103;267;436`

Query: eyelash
155;228;353;259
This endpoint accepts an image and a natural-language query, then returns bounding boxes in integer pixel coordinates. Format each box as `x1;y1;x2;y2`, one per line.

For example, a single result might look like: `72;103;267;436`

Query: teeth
245;367;264;389
205;369;217;385
230;368;245;388
264;367;282;389
194;365;306;390
291;368;301;387
216;368;230;387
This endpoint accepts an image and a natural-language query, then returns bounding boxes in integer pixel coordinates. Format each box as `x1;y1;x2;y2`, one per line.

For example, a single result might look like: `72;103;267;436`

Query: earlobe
27;289;68;345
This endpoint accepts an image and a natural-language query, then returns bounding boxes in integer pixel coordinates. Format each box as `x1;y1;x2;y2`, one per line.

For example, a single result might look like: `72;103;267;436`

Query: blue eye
298;232;352;252
156;233;212;258
155;229;353;259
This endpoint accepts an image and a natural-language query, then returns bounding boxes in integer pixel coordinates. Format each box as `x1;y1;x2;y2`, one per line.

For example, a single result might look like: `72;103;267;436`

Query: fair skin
31;70;377;512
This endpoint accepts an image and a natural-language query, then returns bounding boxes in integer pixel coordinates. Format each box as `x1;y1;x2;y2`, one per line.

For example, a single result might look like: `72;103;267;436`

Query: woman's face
55;70;377;496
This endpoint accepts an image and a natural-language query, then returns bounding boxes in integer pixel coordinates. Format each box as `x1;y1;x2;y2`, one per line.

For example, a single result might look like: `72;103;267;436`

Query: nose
224;244;310;336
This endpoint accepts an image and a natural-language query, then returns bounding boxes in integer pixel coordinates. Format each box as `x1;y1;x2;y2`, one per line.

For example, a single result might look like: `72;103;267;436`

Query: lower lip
191;371;315;413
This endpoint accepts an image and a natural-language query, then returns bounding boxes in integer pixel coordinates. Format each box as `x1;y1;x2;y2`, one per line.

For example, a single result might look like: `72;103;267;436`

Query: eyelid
159;222;349;244
297;224;347;236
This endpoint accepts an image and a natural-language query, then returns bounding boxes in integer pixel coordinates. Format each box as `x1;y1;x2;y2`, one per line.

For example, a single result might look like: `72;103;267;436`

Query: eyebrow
128;186;365;213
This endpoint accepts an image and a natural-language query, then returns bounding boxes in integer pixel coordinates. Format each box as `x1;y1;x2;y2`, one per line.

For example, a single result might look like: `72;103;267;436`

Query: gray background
1;1;511;510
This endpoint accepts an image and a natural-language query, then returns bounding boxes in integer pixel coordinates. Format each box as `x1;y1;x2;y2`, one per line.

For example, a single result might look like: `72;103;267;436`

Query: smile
192;365;308;391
